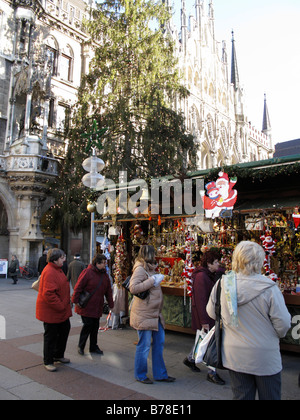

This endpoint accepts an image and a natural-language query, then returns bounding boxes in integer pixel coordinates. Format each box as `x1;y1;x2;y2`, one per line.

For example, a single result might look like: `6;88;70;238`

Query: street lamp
82;148;105;262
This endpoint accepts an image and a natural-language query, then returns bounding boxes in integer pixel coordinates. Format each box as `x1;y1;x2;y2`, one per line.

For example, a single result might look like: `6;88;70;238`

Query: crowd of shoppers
31;241;293;399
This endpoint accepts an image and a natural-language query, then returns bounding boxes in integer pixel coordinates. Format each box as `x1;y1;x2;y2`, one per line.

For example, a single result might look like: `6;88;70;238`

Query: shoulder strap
90;274;104;298
215;280;222;320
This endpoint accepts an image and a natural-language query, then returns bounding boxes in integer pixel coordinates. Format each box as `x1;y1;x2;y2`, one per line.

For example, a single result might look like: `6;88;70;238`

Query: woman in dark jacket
183;250;225;385
9;255;19;284
72;254;114;355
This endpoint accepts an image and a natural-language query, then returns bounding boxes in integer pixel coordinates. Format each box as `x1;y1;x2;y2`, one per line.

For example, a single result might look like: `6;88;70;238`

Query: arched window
45;36;59;76
60;45;74;82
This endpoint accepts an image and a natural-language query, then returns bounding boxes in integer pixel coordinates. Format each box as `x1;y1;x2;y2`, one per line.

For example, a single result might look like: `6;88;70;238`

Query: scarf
223;270;238;327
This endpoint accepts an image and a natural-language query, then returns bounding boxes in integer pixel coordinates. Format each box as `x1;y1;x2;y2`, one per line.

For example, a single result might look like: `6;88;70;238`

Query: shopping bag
194;327;215;364
192;328;206;361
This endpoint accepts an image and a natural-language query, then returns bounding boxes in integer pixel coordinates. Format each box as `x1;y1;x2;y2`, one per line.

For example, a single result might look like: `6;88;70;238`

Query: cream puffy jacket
129;261;165;331
207;273;291;376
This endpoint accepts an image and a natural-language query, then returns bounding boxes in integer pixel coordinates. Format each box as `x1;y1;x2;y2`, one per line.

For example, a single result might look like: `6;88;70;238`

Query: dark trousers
79;316;100;351
229;370;282;400
43;319;71;365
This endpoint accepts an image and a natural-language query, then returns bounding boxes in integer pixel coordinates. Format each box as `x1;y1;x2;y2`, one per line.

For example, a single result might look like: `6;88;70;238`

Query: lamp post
87;201;97;263
82;147;105;263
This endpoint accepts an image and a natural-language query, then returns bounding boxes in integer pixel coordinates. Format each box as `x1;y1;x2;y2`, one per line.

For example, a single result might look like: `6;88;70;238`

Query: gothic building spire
262;93;272;135
231;31;239;90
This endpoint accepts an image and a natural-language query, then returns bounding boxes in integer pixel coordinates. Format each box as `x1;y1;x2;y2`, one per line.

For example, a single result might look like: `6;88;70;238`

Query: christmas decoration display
292;207;300;231
260;229;278;280
182;232;195;297
201;172;238;219
131;223;144;245
113;232;128;288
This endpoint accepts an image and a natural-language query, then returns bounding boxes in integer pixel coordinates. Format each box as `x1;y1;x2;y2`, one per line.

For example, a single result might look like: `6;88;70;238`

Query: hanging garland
204;161;300;183
113;232;128;288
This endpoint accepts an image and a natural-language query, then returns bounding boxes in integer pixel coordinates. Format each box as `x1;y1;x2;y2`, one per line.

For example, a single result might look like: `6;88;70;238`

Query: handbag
122;272;150;300
78;275;104;308
31;276;41;292
202;280;226;370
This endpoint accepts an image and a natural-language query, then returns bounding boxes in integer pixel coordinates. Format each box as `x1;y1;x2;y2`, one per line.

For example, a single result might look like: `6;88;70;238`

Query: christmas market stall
192;155;300;350
94;155;300;345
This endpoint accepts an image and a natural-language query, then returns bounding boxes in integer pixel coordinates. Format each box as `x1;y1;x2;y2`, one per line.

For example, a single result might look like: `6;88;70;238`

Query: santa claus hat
216;172;229;184
205;181;217;194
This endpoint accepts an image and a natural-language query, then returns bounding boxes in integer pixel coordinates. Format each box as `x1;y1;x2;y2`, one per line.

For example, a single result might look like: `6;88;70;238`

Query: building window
45;36;59;76
60;45;73;82
46;46;58;76
48;98;55;128
60;54;72;81
56;103;69;133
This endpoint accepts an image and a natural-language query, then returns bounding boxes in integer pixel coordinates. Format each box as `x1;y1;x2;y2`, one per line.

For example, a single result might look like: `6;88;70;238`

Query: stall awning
235;197;300;213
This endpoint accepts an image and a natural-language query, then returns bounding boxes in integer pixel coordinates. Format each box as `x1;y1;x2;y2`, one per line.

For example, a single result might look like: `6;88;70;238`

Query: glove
153;274;164;287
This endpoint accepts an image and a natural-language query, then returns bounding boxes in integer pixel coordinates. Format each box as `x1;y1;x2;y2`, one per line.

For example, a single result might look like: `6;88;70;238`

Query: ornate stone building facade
0;0;274;265
168;0;273;169
0;0;91;264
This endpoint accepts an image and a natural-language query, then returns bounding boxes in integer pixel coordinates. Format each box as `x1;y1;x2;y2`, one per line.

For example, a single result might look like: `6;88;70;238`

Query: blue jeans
135;321;168;381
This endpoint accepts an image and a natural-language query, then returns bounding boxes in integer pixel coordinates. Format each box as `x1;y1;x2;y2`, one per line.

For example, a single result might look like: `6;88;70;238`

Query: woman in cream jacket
130;245;175;384
207;241;291;400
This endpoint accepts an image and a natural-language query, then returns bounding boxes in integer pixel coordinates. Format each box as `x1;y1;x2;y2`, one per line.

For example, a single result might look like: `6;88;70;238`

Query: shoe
44;364;57;372
54;357;70;364
183;357;201;372
207;372;225;386
90;347;104;355
78;347;84;356
156;376;176;382
137;378;153;384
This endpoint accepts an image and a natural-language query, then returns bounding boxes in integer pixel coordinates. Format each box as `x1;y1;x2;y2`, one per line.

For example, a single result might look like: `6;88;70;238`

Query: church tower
262;93;273;150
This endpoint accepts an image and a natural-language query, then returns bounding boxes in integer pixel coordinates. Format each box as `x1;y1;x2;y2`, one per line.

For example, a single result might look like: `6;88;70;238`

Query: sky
171;0;300;144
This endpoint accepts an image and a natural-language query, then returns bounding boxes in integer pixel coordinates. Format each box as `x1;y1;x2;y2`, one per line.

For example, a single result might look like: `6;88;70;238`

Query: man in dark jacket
67;254;85;290
183;250;225;385
9;255;19;284
38;250;48;276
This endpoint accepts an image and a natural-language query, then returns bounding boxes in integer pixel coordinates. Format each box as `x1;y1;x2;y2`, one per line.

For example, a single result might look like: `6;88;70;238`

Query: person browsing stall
130;245;175;385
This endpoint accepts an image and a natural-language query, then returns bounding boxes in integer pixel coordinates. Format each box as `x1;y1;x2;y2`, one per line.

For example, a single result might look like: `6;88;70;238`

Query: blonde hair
232;241;265;275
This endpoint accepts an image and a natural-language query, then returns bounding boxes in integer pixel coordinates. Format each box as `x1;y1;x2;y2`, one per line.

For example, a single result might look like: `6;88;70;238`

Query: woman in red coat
36;248;72;372
183;250;225;385
72;254;114;355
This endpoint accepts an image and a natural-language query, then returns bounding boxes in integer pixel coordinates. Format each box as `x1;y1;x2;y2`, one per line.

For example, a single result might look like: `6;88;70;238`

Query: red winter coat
36;262;72;324
72;264;114;319
191;266;224;331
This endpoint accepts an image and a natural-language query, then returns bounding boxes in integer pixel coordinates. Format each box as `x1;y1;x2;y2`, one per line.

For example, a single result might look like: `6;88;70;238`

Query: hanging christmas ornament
260;229;277;280
113;233;128;288
292;208;300;230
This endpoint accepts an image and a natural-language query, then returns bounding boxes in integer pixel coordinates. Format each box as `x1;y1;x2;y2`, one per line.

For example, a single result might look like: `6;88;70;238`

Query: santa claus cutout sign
200;172;238;219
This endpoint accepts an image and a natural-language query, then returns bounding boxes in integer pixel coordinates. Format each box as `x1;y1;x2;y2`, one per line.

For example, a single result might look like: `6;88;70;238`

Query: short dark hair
92;254;107;266
47;248;65;263
201;250;220;268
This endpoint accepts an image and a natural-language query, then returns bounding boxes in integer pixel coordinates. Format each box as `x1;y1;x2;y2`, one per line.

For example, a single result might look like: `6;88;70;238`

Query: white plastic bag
192;328;207;362
194;326;215;364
